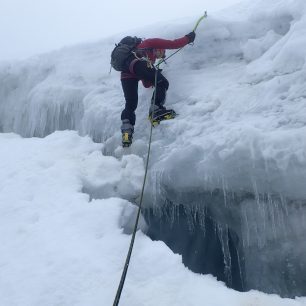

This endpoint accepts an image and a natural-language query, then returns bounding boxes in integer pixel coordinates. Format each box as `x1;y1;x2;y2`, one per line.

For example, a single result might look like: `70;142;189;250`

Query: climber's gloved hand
185;31;196;43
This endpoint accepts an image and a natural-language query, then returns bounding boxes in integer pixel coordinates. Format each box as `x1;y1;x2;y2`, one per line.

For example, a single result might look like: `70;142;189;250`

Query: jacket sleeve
140;36;189;50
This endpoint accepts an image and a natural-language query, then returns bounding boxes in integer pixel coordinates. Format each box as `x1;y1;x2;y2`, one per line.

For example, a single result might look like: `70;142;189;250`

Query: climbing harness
132;51;154;68
112;12;208;306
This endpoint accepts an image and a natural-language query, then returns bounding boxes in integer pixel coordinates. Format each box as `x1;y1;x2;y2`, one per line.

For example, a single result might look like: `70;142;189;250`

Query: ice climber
111;31;196;147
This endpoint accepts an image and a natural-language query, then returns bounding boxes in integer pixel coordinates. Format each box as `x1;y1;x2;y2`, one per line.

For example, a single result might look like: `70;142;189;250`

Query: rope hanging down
112;68;158;306
112;12;207;306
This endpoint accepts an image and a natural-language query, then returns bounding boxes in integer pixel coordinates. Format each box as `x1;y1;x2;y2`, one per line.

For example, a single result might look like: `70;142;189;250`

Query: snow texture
0;132;305;306
1;0;306;304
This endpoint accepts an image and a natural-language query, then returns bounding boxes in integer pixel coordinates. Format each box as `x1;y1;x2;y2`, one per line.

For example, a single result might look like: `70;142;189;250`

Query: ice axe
193;11;208;32
156;12;208;68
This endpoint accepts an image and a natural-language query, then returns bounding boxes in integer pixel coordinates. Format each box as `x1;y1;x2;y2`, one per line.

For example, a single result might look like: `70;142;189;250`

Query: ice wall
1;0;306;298
0;42;122;140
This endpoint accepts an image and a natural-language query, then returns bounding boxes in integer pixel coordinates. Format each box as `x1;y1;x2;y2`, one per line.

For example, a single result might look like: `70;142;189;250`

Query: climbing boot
148;105;177;127
121;119;134;147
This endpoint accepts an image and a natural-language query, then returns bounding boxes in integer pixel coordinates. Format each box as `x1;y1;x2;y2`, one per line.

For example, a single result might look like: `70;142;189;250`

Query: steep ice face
1;0;306;298
141;1;306;296
0;43;122;139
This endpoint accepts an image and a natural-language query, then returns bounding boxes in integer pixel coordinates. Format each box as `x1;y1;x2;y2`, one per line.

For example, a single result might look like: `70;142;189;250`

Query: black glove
185;31;196;43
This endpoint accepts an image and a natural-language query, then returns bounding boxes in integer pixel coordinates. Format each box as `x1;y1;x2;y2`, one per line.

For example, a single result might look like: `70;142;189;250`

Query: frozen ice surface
1;0;306;302
0;132;305;306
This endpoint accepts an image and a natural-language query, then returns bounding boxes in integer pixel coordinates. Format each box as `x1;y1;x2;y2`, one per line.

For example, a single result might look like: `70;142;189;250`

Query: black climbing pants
121;60;169;126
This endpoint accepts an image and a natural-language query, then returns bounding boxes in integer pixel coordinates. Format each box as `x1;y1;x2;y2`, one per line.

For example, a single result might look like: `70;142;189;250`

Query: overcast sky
0;0;242;61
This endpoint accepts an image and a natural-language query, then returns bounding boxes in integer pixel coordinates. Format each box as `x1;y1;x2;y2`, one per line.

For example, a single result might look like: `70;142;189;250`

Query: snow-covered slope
1;0;305;196
1;0;306;303
0;132;305;306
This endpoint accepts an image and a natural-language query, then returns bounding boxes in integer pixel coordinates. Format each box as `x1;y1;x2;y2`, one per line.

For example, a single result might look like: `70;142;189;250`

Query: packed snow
0;132;305;306
1;0;306;304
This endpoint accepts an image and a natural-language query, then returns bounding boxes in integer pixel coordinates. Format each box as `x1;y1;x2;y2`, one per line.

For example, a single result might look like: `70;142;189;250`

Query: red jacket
121;35;189;87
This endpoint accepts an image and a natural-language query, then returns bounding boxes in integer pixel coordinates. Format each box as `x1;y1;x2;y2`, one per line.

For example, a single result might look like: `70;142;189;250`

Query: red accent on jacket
137;36;189;62
120;35;189;87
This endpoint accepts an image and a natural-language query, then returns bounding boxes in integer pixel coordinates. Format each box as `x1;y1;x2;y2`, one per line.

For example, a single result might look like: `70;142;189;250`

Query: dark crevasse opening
143;204;245;292
141;187;306;298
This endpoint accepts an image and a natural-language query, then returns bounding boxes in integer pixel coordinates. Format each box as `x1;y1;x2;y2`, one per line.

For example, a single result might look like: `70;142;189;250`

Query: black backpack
110;36;142;71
